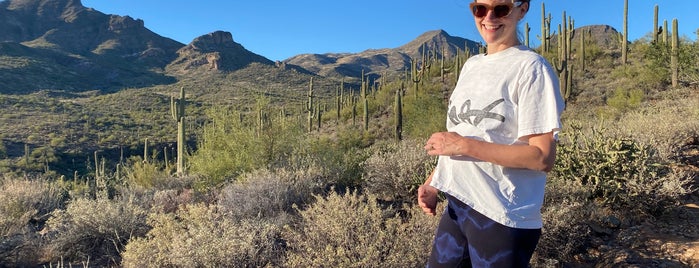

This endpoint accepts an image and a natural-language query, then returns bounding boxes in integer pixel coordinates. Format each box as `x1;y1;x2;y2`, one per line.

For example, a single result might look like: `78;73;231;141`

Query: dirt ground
591;200;699;267
594;161;699;267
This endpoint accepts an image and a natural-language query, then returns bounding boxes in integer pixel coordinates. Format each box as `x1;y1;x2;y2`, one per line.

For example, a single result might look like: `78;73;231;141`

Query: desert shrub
606;86;644;113
552;123;691;216
294;130;372;189
122;155;172;189
149;188;196;214
682;41;699;84
217;167;322;222
46;197;149;264
362;139;435;201
284;189;439;268
121;203;285;267
189;105;305;187
0;176;65;237
0;176;66;265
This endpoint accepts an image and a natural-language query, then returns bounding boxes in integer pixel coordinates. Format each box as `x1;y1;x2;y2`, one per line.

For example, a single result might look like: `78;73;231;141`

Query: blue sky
81;0;698;61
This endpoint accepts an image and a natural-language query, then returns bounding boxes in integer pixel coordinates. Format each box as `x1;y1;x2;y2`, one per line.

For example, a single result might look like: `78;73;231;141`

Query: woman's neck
486;41;521;55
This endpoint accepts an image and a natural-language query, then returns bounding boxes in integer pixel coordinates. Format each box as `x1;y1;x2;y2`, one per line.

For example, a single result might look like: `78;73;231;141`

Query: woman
418;0;565;267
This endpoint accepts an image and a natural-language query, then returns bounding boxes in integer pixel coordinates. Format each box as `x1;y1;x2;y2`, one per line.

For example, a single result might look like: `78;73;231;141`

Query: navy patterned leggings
427;195;541;268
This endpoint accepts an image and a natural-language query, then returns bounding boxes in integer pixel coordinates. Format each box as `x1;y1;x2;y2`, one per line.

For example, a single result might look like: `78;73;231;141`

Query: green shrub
283;189;438;268
188;105;305;186
122;156;172;189
121;204;285;267
295;129;372;189
46;197;149;264
362;139;435;201
606;87;644;113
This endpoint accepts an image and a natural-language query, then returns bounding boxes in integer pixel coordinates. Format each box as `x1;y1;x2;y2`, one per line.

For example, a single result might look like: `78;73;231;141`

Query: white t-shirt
430;45;565;229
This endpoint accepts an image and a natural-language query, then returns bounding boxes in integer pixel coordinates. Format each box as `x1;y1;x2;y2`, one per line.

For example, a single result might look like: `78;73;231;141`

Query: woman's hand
418;184;438;216
424;132;465;156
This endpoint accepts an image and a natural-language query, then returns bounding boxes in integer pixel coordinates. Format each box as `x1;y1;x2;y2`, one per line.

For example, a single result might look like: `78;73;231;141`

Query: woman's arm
424;131;556;172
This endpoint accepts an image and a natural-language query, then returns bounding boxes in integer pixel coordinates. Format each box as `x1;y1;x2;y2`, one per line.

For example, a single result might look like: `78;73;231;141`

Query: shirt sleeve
515;57;565;139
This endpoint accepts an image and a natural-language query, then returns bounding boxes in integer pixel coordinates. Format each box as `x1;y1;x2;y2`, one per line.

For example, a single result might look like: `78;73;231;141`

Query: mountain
166;31;273;75
573;25;623;50
0;0;185;92
283;30;482;78
0;0;275;93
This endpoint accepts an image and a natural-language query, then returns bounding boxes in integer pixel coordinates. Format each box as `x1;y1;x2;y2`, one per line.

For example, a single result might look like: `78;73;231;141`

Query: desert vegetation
1;5;699;268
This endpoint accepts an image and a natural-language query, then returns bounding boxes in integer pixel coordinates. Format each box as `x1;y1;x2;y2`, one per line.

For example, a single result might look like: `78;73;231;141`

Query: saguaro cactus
170;87;186;175
580;28;586;72
524;22;531;47
621;0;628;64
663;20;669;44
306;77;315;132
143;138;149;163
394;89;403;141
410;57;423;97
554;11;573;103
362;72;370;131
539;3;551;53
335;85;341;122
653;5;659;44
671;18;679;88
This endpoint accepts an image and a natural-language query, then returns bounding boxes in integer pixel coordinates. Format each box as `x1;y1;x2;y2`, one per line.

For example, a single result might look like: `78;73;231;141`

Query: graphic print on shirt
448;98;506;127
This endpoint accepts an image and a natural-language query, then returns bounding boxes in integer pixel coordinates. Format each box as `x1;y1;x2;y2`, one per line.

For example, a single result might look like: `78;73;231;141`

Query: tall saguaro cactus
663;20;669;44
580;29;586;72
524;22;531;48
538;3;553;53
671;18;679;88
653;5;659;44
361;71;370;131
170;87;186;175
394;89;403;141
554;11;573;103
621;0;628;64
410;57;423;97
306;77;315;132
335;83;342;122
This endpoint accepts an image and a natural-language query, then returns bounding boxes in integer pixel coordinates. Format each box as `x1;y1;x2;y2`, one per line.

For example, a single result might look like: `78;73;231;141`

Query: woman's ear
518;2;529;19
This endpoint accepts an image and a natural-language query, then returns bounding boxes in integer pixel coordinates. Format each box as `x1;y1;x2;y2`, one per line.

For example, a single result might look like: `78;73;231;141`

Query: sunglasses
469;1;523;18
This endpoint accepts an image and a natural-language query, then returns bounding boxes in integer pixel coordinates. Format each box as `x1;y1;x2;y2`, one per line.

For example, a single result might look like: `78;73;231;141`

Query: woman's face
472;0;528;53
